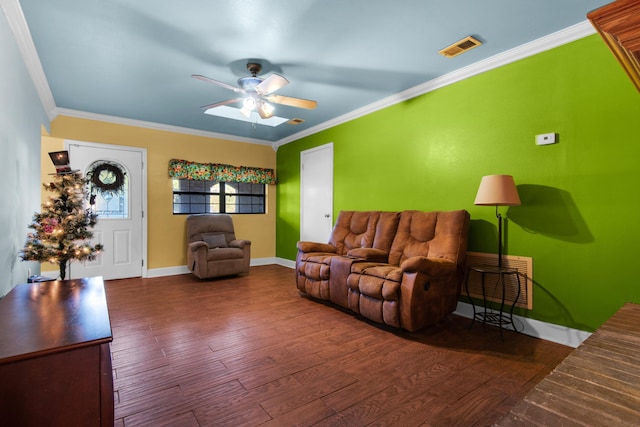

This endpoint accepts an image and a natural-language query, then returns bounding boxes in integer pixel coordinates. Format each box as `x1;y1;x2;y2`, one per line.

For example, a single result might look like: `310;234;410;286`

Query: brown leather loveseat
296;210;470;332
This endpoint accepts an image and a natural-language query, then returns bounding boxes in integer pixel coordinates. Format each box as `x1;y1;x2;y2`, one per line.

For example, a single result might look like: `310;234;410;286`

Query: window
172;179;265;214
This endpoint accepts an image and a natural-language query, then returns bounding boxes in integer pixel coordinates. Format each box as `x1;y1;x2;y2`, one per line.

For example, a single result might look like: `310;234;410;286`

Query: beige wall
43;115;277;273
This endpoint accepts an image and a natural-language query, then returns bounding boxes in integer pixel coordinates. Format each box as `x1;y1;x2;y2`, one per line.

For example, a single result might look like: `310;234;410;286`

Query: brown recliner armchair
186;214;251;279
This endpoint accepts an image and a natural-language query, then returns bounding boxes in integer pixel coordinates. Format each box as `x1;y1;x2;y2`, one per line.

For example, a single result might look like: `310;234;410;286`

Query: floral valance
168;159;276;185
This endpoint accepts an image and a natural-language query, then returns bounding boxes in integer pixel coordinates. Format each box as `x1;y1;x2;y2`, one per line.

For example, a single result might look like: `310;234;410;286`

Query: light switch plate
536;133;556;145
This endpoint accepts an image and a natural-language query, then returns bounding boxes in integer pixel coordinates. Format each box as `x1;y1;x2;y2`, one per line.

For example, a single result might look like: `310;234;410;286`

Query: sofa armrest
297;241;336;253
229;239;251;249
346;248;389;263
398;257;461;331
187;241;209;277
401;256;457;277
188;241;208;252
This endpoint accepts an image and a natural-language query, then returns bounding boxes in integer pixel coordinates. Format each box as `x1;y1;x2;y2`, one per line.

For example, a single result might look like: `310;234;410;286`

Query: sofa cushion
203;233;228;248
206;247;244;260
372;211;401;252
328;211;380;255
388;210;468;267
388;211;436;266
299;260;330;281
351;263;402;283
358;275;401;300
299;252;336;265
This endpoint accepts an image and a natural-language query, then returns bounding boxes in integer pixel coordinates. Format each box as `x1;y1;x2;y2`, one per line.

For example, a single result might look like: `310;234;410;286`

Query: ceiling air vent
287;118;305;125
439;36;482;58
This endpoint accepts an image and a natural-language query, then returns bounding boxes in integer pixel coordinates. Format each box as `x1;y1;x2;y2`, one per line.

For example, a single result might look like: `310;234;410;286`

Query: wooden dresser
0;277;114;426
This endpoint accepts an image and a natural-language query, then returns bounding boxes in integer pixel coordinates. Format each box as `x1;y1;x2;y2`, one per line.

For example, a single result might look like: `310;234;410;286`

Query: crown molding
4;0;596;149
273;20;596;149
1;0;56;120
54;108;271;146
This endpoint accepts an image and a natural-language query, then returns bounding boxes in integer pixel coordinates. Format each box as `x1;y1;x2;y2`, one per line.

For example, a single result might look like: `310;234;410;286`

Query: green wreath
88;162;126;193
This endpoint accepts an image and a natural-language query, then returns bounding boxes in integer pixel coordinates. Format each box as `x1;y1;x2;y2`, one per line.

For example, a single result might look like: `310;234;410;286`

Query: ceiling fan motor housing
246;63;262;75
238;63;264;91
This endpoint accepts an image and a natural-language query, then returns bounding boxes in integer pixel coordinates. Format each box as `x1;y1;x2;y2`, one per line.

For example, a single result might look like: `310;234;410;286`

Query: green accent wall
276;34;640;332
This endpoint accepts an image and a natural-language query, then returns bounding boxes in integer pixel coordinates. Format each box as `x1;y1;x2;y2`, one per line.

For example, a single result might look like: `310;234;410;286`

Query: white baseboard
454;302;591;348
146;257;284;278
146;265;190;278
274;257;296;269
251;257;279;266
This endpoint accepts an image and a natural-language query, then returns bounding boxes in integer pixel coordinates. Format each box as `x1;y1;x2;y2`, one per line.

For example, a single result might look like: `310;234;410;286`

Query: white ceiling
8;0;611;147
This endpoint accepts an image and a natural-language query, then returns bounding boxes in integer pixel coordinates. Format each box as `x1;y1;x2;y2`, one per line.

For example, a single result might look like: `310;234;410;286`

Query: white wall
0;7;49;296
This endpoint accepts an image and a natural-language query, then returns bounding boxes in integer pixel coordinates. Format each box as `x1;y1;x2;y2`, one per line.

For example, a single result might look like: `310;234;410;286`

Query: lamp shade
474;175;521;206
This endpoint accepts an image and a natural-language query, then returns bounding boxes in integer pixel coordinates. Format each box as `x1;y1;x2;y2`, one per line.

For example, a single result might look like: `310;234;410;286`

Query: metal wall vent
439;36;482;58
287;118;305;125
464;252;533;310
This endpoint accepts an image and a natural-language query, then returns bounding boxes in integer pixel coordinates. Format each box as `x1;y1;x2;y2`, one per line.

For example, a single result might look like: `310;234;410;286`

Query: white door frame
300;142;334;242
64;139;148;278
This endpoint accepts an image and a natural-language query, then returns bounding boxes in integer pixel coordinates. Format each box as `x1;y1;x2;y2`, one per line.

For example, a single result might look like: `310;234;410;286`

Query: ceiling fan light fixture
240;97;256;118
258;100;275;119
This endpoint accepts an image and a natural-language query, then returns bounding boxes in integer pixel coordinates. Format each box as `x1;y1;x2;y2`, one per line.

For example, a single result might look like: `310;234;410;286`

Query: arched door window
86;161;129;219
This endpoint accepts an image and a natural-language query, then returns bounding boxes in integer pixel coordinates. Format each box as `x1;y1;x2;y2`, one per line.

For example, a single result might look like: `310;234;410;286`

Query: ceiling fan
192;63;317;119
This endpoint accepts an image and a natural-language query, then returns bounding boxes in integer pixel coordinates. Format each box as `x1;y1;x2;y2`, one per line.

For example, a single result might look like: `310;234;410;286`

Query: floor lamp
474;175;521;268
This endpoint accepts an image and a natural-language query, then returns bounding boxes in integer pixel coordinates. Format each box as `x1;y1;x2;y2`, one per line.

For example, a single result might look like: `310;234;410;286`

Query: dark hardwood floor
107;265;571;426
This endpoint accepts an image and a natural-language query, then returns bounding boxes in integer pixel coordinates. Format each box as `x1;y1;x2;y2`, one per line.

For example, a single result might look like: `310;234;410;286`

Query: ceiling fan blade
255;74;289;95
192;74;245;94
200;98;242;110
266;94;317;110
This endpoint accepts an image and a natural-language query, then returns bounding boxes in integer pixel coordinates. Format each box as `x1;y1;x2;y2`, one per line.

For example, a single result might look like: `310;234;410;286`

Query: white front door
300;143;333;242
67;141;147;280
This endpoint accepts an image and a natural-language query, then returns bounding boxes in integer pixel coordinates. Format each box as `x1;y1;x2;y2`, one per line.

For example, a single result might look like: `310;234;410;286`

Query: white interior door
67;141;146;280
300;143;333;242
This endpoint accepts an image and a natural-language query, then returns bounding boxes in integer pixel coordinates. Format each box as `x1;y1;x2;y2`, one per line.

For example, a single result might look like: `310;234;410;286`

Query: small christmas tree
21;171;103;280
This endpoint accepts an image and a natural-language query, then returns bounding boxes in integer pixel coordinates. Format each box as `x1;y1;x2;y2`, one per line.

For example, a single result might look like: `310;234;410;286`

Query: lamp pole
496;206;503;268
